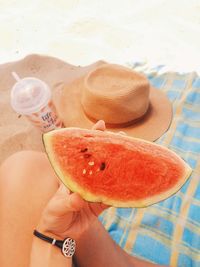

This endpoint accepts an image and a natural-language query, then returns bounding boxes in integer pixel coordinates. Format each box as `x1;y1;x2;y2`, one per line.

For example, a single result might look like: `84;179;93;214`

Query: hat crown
81;64;150;125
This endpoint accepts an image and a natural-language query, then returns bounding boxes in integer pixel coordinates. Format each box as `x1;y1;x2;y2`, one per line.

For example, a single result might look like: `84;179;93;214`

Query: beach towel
100;65;200;267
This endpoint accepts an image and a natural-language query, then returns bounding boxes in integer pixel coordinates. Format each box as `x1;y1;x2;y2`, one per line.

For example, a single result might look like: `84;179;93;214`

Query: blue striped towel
99;65;200;267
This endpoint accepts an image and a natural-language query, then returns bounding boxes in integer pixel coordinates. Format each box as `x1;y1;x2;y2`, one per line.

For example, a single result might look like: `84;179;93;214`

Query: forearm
74;219;129;267
75;219;167;267
29;236;72;267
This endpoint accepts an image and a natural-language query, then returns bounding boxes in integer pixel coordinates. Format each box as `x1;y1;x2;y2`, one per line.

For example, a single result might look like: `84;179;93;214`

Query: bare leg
0;151;59;267
0;151;164;267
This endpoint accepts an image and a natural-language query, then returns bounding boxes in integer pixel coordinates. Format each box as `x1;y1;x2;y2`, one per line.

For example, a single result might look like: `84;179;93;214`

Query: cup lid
11;77;51;115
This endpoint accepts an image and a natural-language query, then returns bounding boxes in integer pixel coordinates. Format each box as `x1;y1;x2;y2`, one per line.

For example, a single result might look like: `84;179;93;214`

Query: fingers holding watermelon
37;183;109;241
40;119;191;240
37;121;110;240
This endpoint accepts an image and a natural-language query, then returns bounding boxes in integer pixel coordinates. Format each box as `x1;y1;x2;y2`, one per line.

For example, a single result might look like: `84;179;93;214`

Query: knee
1;151;45;182
1;150;42;170
0;151;59;193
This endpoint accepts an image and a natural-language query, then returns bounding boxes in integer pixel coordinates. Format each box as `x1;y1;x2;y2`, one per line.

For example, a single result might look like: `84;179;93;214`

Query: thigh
0;151;59;267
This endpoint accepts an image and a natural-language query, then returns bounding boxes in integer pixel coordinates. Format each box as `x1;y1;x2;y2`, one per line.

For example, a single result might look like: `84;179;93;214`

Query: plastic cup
11;75;63;132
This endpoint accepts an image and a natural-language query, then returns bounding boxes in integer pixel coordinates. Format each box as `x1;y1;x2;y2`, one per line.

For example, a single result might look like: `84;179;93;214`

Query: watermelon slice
43;128;192;207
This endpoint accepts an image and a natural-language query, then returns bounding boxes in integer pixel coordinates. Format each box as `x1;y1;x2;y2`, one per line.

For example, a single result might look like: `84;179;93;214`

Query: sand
0;55;105;164
0;0;200;163
0;0;200;72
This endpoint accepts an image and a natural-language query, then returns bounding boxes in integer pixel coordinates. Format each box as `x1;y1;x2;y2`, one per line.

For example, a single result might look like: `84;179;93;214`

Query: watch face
62;238;76;257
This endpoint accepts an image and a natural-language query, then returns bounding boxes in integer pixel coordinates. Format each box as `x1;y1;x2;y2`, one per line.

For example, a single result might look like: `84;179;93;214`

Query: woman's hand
37;120;108;241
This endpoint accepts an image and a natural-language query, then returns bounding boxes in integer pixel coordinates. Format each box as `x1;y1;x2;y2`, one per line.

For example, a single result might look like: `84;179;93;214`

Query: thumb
65;193;85;212
49;185;84;216
54;191;85;216
57;185;85;211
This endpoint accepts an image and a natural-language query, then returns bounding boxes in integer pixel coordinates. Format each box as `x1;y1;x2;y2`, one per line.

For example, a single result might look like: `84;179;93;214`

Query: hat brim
54;64;172;142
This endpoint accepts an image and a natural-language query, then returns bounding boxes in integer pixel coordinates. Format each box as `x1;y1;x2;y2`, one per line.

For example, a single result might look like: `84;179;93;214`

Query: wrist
30;235;73;267
33;229;76;258
36;222;63;240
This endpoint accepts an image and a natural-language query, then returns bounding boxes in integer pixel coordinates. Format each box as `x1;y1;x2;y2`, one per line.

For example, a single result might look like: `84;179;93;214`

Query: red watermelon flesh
43;128;192;207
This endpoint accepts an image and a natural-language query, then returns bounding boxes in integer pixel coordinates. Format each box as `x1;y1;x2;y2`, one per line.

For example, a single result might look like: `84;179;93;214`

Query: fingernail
95;120;105;130
99;120;105;127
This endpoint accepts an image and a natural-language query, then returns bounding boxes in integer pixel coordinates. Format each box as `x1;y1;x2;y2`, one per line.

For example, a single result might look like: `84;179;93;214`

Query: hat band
84;104;151;129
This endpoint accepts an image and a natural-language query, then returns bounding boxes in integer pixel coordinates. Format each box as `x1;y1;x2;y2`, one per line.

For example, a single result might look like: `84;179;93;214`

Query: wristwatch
33;230;76;257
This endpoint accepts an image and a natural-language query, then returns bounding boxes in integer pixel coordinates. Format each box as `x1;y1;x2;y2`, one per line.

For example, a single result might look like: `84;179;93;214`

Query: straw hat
54;63;172;141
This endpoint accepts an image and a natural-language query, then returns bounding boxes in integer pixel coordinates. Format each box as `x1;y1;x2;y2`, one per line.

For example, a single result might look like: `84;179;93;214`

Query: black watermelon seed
100;162;106;170
80;148;88;153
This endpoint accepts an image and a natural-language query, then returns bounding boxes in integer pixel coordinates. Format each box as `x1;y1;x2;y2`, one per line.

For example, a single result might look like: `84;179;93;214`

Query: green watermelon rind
43;128;192;208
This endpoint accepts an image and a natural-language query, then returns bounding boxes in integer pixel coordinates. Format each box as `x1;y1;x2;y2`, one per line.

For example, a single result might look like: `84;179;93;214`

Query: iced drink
11;76;63;132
